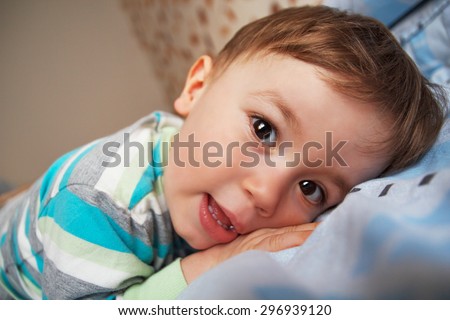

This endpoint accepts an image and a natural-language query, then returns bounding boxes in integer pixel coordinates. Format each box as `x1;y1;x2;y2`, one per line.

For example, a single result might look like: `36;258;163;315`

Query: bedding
178;0;450;299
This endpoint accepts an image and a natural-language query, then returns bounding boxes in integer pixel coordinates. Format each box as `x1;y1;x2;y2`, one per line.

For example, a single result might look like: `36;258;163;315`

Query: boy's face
163;54;391;250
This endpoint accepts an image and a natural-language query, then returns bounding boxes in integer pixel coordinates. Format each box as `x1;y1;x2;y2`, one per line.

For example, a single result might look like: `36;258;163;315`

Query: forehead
211;54;393;177
217;55;389;134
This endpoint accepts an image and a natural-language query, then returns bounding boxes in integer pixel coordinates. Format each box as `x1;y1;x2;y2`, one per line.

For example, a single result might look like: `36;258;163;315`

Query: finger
236;222;319;250
260;222;320;236
289;222;320;231
256;222;320;234
258;230;314;252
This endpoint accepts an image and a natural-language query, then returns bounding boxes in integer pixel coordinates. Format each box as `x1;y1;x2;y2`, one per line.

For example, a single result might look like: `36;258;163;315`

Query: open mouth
207;195;236;233
199;193;238;245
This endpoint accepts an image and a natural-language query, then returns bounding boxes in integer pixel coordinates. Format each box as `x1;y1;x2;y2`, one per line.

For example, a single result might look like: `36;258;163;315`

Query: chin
187;238;214;251
174;227;210;250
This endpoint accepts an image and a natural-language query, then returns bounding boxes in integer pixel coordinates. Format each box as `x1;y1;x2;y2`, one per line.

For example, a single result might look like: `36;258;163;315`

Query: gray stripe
67;184;168;251
67;130;125;189
0;182;43;298
42;258;144;299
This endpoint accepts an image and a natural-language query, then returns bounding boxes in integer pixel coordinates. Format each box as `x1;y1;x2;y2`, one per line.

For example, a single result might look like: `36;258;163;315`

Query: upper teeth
208;204;235;232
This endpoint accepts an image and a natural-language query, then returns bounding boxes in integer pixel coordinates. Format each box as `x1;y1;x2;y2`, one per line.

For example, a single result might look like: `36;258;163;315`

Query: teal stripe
40;189;153;263
157;243;171;259
39;148;80;205
153;140;164;177
1;269;25;299
24;207;31;238
154;112;161;123
59;143;98;192
34;251;44;273
128;165;155;210
24;206;43;273
11;214;40;289
152;234;172;259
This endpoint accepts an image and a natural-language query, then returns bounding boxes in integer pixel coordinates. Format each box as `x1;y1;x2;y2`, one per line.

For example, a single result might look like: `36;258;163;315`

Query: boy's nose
241;167;291;218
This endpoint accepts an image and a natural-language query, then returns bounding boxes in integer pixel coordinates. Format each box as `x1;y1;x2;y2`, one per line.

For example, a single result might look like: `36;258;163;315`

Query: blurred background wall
122;0;320;107
0;0;166;187
0;0;319;189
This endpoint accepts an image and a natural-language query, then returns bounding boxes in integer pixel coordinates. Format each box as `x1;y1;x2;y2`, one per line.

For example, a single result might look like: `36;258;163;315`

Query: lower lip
199;194;238;244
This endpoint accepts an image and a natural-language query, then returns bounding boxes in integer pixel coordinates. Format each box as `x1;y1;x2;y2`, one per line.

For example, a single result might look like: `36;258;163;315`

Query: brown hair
210;6;447;173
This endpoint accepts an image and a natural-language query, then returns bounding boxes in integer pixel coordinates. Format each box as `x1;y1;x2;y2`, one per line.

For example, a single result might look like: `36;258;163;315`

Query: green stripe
38;217;153;277
113;131;151;207
21;276;41;298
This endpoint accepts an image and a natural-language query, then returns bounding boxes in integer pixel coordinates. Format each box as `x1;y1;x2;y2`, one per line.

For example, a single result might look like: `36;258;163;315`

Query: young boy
0;6;445;299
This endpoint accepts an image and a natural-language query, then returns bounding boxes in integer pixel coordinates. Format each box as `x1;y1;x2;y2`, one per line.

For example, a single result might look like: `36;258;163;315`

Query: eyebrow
249;89;301;133
328;173;353;203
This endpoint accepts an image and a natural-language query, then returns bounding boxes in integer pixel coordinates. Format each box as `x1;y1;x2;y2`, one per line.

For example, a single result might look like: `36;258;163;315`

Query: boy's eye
252;116;277;145
299;180;323;204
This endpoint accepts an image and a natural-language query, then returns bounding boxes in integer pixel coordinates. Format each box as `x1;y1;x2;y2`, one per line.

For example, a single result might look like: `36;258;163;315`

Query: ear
174;55;213;117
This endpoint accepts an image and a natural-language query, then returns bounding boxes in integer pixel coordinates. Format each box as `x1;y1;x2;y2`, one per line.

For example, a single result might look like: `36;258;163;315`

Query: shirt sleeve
121;258;187;300
38;186;154;299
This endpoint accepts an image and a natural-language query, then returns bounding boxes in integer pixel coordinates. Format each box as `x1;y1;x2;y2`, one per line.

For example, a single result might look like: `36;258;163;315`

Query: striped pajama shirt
0;111;191;299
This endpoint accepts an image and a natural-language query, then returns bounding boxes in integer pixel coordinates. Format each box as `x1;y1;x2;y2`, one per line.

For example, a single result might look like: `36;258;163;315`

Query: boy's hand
181;223;318;284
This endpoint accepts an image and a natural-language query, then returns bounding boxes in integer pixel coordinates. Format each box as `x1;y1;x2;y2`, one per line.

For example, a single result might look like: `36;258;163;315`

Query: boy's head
210;5;446;172
163;6;446;250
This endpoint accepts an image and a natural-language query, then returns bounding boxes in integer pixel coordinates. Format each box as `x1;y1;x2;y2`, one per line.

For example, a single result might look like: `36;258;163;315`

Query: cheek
282;193;321;226
340;150;390;185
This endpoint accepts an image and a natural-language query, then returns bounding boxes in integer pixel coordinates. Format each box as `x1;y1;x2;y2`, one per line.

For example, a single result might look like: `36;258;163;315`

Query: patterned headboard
121;0;321;107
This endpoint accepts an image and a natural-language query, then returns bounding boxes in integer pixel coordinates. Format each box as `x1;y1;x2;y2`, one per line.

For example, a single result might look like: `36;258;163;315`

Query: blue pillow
324;0;426;27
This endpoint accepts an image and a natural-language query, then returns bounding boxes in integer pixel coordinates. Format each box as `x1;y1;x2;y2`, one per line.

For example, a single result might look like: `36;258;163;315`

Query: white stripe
153;255;164;270
17;202;41;299
130;196;151;225
50;139;99;198
17;200;39;275
34;196;42;244
5;201;41;299
129;192;162;225
41;233;134;289
0;255;26;299
17;200;37;267
95;128;151;208
149;193;162;215
156;192;167;213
